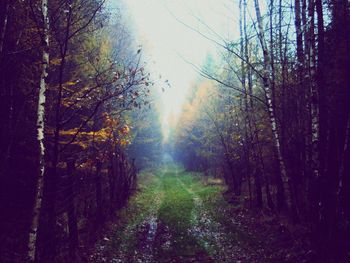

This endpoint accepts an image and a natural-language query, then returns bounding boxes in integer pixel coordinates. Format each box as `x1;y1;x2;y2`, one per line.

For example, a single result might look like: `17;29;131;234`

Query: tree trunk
240;0;251;200
338;116;350;228
0;0;9;54
66;160;78;261
253;0;292;211
255;169;263;208
269;0;276;112
108;155;115;215
305;0;321;233
47;6;73;250
95;161;103;223
27;0;49;260
253;117;275;210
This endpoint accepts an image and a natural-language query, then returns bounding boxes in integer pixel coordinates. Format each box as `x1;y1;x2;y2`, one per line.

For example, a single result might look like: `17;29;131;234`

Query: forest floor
88;165;311;263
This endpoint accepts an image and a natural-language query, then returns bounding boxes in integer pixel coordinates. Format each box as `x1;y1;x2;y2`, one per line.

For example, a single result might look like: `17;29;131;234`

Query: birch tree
253;0;293;212
0;0;10;54
27;0;49;260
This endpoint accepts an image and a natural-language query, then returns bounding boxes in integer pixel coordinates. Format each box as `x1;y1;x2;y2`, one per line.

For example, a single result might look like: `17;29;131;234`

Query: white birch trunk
253;0;292;207
0;0;10;54
27;0;49;260
307;2;320;177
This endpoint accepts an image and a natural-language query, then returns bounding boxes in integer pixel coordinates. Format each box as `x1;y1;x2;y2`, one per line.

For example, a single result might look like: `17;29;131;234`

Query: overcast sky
113;0;240;138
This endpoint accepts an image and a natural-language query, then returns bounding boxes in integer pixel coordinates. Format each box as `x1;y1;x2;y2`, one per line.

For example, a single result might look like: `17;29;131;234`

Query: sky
112;0;240;139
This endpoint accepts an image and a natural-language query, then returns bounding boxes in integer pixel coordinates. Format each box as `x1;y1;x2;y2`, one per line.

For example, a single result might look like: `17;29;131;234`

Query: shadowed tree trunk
108;154;116;215
66;159;78;261
95;161;102;223
0;0;10;54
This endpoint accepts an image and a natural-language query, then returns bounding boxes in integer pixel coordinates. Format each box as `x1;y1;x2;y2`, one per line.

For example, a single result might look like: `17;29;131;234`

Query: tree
27;0;50;260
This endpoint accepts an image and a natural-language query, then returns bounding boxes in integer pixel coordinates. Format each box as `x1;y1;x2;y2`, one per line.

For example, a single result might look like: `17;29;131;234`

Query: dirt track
90;166;268;263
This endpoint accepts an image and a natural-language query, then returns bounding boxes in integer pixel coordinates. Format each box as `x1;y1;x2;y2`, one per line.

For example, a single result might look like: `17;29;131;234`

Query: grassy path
90;165;268;263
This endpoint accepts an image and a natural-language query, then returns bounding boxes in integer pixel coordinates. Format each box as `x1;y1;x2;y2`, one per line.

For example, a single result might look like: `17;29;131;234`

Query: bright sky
121;0;239;139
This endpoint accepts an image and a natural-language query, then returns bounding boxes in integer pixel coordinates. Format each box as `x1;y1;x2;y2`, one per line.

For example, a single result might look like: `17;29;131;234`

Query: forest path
90;165;268;263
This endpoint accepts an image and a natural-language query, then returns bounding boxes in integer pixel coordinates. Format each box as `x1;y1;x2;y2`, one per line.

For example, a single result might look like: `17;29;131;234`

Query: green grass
156;171;202;258
93;165;266;262
103;170;163;259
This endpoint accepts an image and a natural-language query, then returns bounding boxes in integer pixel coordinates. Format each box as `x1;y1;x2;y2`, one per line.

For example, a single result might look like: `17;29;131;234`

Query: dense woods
170;0;350;261
0;0;162;261
0;0;349;262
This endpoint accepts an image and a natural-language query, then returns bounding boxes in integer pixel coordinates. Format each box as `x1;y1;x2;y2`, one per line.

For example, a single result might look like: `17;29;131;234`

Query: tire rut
177;173;266;263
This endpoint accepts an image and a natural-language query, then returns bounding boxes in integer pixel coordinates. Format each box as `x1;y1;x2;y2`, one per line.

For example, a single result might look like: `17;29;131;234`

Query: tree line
171;0;349;261
0;0;162;262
